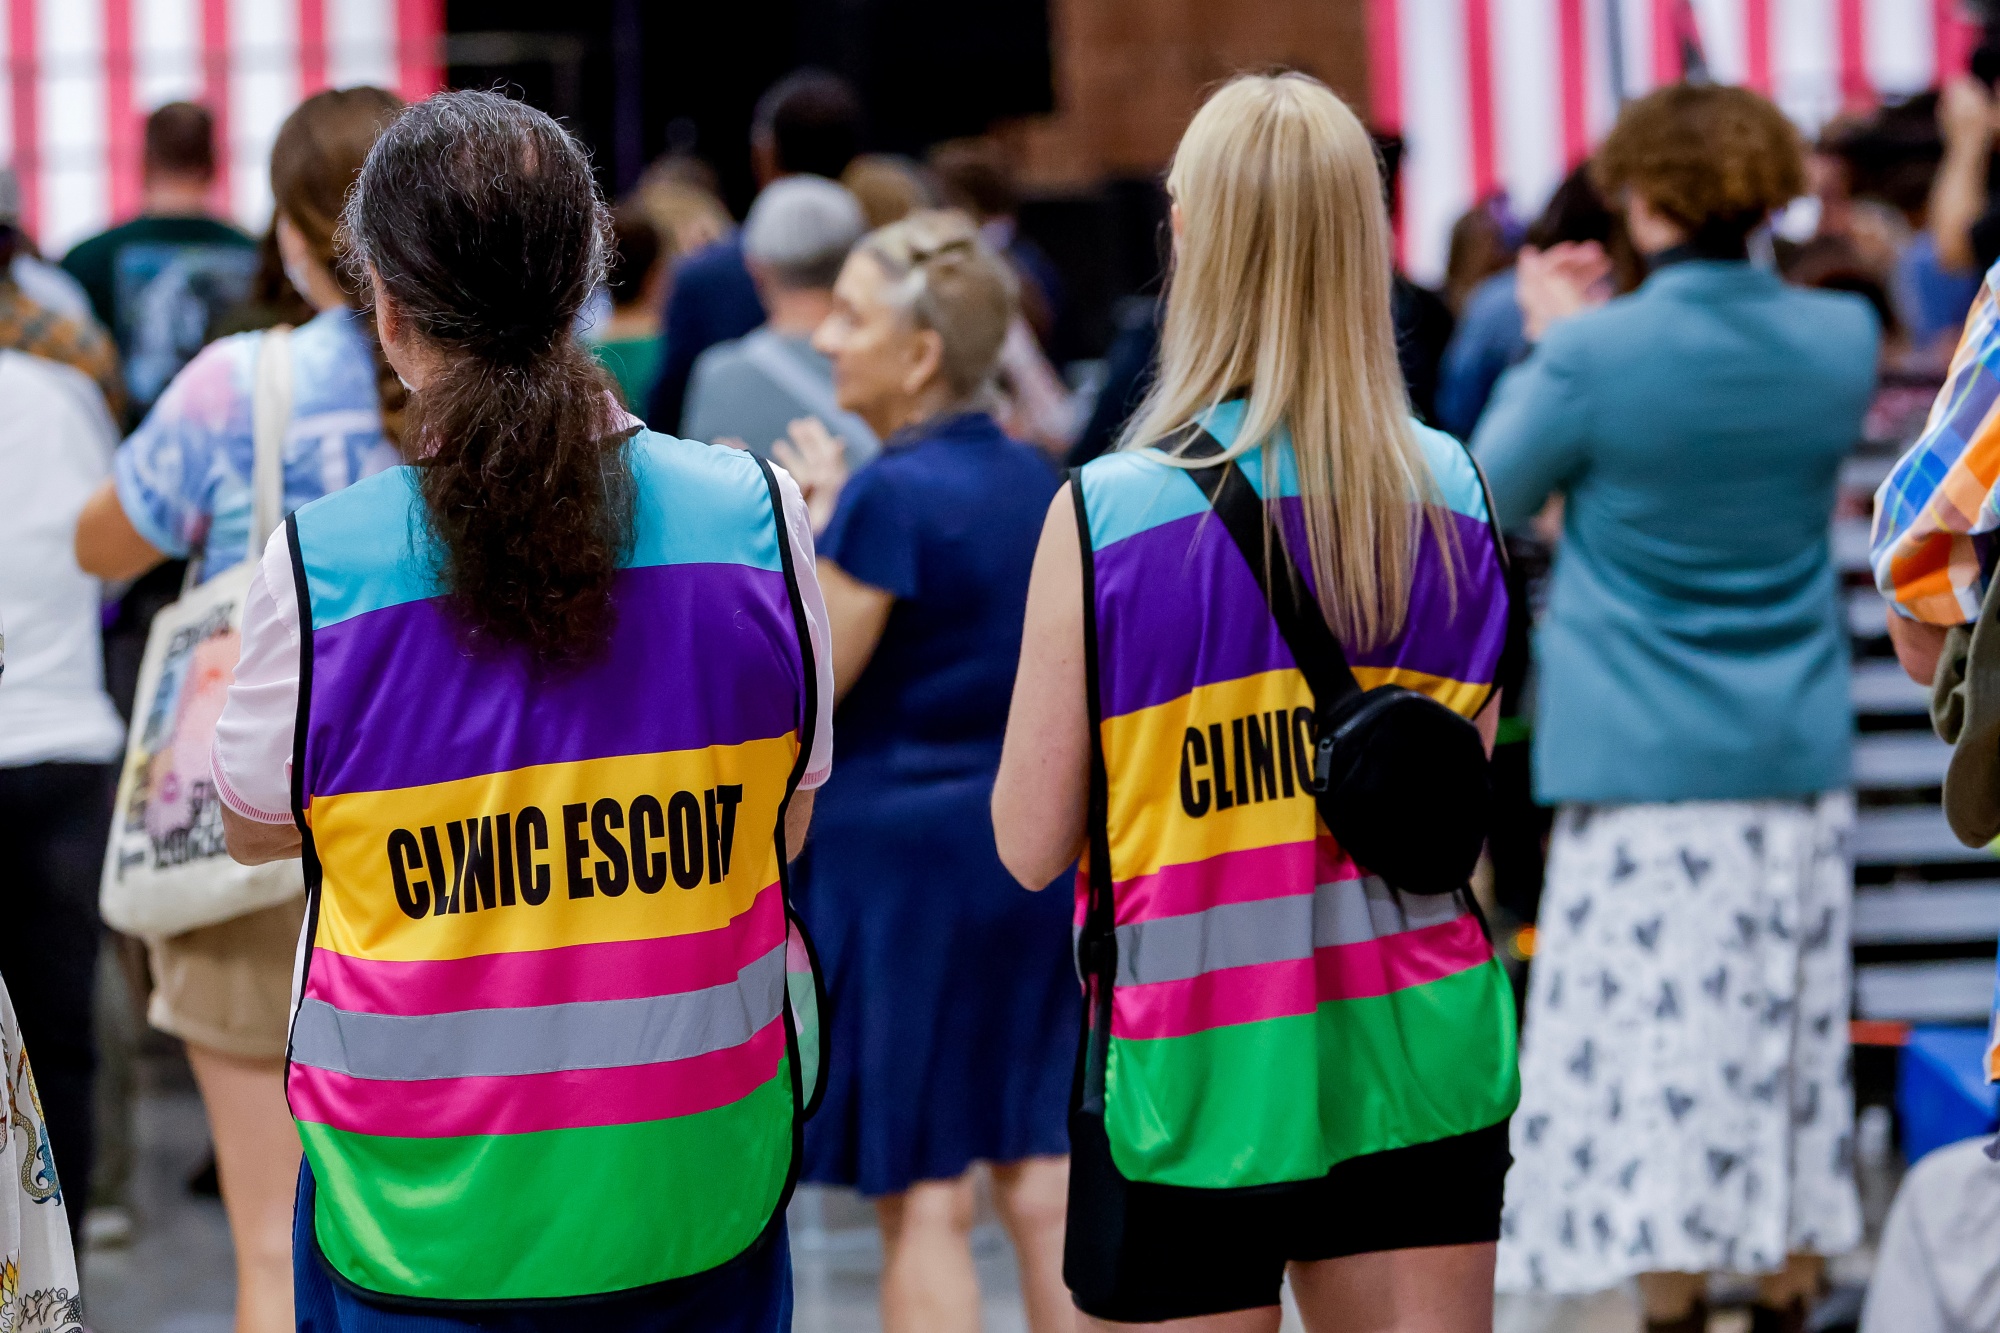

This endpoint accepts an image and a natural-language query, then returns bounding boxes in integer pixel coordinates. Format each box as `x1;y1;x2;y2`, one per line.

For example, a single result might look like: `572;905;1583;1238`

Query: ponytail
405;344;634;662
344;89;633;663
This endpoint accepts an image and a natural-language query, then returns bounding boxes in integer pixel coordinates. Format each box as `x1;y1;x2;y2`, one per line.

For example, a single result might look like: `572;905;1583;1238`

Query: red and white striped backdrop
1;0;443;256
1370;0;1982;283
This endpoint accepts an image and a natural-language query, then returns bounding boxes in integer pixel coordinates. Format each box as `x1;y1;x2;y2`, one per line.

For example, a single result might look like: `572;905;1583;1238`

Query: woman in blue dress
780;209;1076;1333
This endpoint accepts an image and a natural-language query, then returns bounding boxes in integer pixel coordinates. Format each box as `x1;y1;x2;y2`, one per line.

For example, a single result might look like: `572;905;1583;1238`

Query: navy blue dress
799;411;1077;1197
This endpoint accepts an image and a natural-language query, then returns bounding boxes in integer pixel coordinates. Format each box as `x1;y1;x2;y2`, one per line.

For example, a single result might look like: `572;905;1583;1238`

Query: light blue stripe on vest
1078;402;1308;550
296;430;785;630
1078;401;1489;554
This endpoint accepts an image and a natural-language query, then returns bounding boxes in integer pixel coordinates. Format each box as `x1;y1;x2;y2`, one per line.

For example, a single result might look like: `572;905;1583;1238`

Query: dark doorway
444;0;1052;215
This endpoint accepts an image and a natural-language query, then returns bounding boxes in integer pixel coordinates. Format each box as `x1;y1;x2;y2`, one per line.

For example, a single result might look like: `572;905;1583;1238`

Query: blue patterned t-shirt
114;306;397;584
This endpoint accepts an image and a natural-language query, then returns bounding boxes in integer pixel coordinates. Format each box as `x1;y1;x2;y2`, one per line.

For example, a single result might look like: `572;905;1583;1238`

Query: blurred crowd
7;44;2000;1333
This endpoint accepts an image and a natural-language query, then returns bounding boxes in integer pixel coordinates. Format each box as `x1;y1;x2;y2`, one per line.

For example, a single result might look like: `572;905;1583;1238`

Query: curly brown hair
1591;84;1804;239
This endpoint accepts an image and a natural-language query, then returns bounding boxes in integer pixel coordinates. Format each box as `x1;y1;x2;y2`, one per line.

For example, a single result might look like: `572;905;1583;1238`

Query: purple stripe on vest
305;562;802;797
1091;503;1505;721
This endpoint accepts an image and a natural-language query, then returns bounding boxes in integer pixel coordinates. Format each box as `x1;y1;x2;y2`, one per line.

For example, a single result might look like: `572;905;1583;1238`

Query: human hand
771;417;852;533
1516;241;1614;342
1938;77;1998;150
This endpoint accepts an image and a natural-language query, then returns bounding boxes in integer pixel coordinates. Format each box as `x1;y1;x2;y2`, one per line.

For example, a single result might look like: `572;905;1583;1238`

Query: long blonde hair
1122;72;1451;649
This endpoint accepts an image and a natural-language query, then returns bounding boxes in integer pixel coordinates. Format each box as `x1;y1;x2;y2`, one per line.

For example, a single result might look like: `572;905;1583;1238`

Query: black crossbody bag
1182;432;1492;895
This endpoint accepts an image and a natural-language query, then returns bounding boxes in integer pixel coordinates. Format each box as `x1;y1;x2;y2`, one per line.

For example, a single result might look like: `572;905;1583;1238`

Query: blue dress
799;411;1077;1197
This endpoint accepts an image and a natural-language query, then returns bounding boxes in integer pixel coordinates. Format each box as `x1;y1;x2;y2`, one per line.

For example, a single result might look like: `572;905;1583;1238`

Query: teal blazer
1473;259;1879;805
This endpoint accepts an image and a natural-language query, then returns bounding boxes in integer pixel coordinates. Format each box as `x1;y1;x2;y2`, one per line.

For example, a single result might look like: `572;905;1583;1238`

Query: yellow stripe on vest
1101;664;1487;882
309;736;798;962
1348;666;1489;717
1103;670;1319;881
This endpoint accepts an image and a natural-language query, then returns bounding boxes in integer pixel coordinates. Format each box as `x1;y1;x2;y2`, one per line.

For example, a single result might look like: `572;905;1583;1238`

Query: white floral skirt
1;975;80;1332
1495;793;1862;1295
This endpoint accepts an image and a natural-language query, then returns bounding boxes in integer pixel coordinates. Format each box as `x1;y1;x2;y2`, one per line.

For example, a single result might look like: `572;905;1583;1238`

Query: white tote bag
100;328;306;939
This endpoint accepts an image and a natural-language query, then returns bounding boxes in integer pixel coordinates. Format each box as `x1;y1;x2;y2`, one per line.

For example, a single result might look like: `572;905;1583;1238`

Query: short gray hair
743;176;865;290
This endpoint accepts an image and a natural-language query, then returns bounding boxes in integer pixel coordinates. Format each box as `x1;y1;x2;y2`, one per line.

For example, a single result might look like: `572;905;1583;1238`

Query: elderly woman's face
813;251;942;437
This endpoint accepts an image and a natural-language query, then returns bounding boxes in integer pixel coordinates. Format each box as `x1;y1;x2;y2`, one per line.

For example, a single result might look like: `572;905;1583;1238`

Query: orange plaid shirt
0;280;125;422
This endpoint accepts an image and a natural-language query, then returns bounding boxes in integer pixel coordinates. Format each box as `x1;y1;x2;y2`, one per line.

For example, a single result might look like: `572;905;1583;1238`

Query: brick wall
1008;0;1372;189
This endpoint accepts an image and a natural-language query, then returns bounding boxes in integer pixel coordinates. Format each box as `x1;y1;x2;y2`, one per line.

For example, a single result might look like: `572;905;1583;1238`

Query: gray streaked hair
857;209;1017;397
742;176;865;290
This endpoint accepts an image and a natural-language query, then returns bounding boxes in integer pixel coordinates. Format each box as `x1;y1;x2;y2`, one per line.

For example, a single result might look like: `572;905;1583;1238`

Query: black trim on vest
757;456;819;826
1068;471;1118;1116
754;453;831;1139
1450;433;1511;724
283;513;323;1073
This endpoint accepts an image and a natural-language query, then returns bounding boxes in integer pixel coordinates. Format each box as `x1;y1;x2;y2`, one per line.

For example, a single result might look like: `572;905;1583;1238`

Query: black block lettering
1246;712;1277;803
515;806;551;906
421;824;458;915
386;828;429;919
1208;722;1235;811
1231;717;1250;807
667;790;703;889
562;802;594;898
591;798;630;896
706;784;743;883
446;822;465;906
1276;711;1295;798
1291;707;1316;791
630;795;666;893
1178;727;1211;818
496;812;516;906
461;817;497;912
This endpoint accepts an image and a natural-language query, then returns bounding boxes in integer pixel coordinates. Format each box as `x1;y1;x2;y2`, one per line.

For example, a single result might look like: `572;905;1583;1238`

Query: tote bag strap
246;325;294;565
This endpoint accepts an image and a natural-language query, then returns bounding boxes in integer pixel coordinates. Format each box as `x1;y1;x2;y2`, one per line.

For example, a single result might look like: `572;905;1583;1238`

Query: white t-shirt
0;351;125;767
213;461;835;823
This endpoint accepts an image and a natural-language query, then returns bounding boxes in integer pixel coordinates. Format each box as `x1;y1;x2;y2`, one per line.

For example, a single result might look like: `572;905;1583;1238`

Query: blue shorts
293;1163;793;1331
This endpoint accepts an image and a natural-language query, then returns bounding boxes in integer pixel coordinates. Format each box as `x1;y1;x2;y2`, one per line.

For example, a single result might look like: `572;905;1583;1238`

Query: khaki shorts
146;896;308;1062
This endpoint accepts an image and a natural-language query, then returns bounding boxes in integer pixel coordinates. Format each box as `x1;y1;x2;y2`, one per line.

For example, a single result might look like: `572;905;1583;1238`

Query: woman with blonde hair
993;73;1518;1331
792;208;1077;1333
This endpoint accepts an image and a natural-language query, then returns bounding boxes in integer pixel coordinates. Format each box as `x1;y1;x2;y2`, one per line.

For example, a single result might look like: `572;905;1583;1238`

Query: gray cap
742;176;865;289
0;167;18;227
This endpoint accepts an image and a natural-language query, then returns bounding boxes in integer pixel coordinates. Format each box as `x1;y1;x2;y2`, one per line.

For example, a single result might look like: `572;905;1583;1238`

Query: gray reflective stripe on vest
1111;879;1465;988
289;943;787;1081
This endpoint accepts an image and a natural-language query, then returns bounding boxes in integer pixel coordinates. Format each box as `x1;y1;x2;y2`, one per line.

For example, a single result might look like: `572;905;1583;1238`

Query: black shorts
1063;1110;1512;1324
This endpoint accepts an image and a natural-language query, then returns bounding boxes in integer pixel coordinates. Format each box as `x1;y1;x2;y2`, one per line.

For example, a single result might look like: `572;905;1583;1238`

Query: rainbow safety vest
1071;401;1520;1190
283;430;823;1306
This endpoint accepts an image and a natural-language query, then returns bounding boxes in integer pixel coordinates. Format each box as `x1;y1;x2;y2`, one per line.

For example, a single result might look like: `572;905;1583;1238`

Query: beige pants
146;897;306;1061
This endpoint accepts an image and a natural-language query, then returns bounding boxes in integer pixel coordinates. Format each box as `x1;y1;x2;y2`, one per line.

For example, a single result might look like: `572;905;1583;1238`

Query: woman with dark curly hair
1473;85;1879;1333
209;90;833;1328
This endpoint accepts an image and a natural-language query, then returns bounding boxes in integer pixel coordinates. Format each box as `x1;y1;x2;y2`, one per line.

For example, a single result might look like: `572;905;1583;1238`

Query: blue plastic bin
1897;1025;2000;1164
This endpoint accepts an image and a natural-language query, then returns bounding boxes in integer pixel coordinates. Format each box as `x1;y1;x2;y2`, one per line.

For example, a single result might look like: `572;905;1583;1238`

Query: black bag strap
1180;429;1363;787
1068;468;1117;1114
